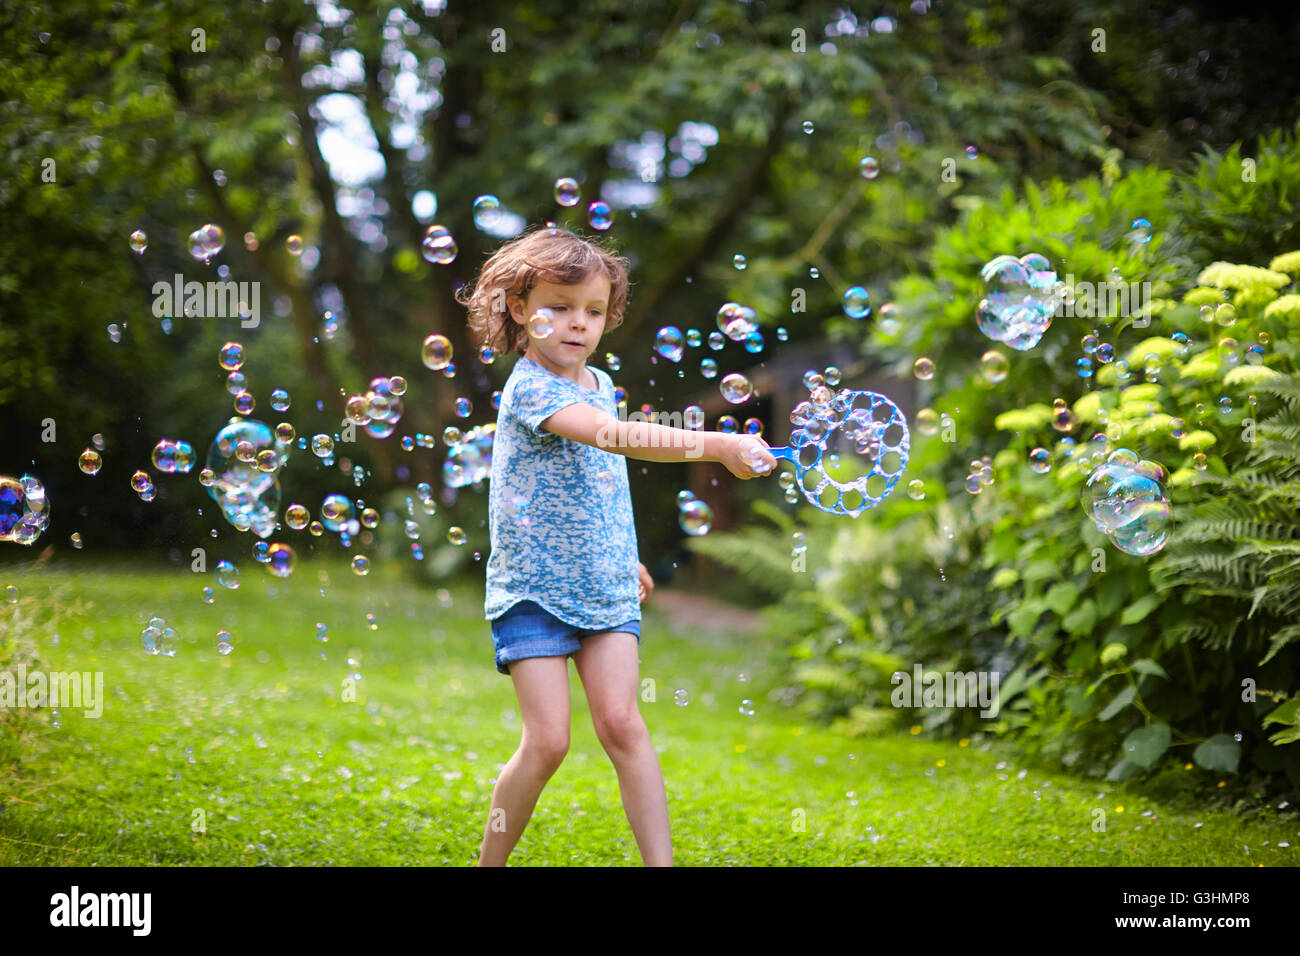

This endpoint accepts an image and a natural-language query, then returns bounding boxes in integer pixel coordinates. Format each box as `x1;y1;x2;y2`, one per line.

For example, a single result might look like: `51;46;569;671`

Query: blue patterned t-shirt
484;356;640;628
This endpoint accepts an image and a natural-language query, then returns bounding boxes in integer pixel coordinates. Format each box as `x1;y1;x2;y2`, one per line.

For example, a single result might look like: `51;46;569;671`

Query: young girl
457;223;775;866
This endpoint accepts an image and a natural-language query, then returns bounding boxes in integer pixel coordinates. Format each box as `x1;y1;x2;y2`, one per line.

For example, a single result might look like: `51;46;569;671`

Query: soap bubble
188;223;225;262
447;527;467;546
554;178;580;206
976;253;1058;350
708;331;725;350
859;156;880;179
234;391;255;415
270;389;290;412
1029;447;1050;474
266;543;295;578
655;326;683;361
219;342;245;371
152;439;196;474
716;302;758;341
717;416;738;434
1096;342;1114;364
285;504;309;529
78;449;102;475
286;234;304;255
913;357;935;381
965;145;978;160
980;350;1008;384
915;408;939;436
698;358;717;379
321;494;353;532
907;479;925;500
842;287;871;319
720;373;753;404
215;560;240;589
1215;303;1236;327
351;555;370;575
421;225;457;264
528;308;555;339
1128;218;1152;244
587;201;613;230
678;499;713;536
0;474;49;545
733;254;747;270
472;194;502;231
421;334;453;370
216;629;234;655
129;229;147;254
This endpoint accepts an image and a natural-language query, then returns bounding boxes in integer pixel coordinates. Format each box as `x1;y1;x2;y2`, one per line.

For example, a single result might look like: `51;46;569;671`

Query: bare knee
522;729;569;769
595;710;646;753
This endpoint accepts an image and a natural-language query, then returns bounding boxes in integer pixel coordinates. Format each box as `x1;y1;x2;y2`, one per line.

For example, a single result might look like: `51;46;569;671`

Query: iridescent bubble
733;254;747;270
454;397;472;418
1096;343;1114;364
351;554;370;575
421;225;457;264
678;499;713;536
1218;396;1232;415
554;177;580;206
1129;218;1152;244
674;689;690;707
720;373;753;404
743;418;763;435
859;156;880;179
1108;498;1171;556
1215;303;1236;327
285;504;309;529
70;532;83;549
716;302;758;341
700;358;718;379
528;308;555;340
1029;447;1050;474
225;371;246;396
1244;343;1265;365
321;494;353;532
842;286;871;319
275;423;295;445
78;449;102;475
915;408;939;436
130;469;150;493
683;406;705;430
286;234;304;255
980;350;1009;384
443;426;463;445
252;540;271;564
360;507;379;528
605;352;621;371
1192;452;1208;471
1077;357;1093;379
1051;400;1075;433
188;223;225;262
129;229;147;254
717;416;738;434
907;479;925;500
913;357;935;381
743;331;764;354
655;326;684;361
776;327;788;341
215;560;240;589
216;629;233;655
270;389;290;412
202;585;214;603
447;527;467;546
472;194;502;231
587;201;613;230
234;391;255;415
219;342;245;371
708;332;725;350
685;329;702;348
965;145;978;160
311;434;334;458
421;334;453;370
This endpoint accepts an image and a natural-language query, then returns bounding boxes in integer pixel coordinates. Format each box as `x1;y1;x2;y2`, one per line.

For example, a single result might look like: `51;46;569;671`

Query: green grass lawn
1;560;1296;866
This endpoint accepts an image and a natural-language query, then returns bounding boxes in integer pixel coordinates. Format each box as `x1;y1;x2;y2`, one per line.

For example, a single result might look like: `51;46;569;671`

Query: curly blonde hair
456;224;632;356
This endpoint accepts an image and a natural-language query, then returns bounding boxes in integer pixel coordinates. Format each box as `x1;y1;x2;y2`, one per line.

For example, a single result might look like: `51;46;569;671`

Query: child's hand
637;562;654;603
721;434;776;480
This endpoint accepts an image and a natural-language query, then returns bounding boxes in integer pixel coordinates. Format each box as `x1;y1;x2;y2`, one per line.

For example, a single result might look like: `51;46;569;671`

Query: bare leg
573;632;672;866
477;656;570;866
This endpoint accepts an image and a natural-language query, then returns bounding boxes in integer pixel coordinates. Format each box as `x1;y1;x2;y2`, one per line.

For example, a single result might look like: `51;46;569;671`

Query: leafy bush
694;126;1300;793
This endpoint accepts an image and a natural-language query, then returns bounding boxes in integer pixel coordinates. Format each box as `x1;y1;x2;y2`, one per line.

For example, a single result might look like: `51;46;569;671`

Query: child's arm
540;402;776;479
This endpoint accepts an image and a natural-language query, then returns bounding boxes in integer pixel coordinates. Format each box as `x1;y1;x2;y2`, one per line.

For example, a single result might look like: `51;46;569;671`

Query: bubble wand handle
763;446;797;465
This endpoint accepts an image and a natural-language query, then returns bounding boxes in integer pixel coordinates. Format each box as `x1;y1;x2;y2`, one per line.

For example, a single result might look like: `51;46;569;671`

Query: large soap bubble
1081;448;1171;556
204;418;289;538
976;253;1059;350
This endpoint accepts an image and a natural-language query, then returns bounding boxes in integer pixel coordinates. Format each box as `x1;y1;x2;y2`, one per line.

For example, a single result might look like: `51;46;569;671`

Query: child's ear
505;293;524;325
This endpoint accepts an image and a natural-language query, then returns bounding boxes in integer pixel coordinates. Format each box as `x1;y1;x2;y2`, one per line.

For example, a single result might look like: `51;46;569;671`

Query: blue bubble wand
748;389;910;517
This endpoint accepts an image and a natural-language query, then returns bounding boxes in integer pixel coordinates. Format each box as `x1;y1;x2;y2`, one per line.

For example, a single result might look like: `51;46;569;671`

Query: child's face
510;271;612;376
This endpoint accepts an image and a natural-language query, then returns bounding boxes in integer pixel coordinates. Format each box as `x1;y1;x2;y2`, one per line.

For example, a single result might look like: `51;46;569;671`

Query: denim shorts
490;600;640;675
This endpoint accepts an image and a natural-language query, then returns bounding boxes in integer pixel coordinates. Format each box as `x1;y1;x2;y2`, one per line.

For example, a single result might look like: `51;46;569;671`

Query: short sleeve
511;369;585;436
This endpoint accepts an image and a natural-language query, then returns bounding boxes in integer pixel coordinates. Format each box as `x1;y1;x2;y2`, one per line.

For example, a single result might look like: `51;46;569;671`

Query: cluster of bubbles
421;225;458;264
131;469;157;502
151;439;195;474
141;615;179;656
0;474;49;545
346;375;408;439
963;455;995;494
444;423;495;488
716;302;758;341
204;417;292;537
1081;448;1172;556
676;489;713;536
187;223;225;263
976;253;1060;350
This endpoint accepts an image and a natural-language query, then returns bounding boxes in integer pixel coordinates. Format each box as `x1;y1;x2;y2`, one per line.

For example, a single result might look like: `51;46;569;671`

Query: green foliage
703;125;1300;794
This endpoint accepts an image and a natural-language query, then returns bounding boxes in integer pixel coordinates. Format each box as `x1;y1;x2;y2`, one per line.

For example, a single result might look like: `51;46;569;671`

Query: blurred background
4;0;1300;787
